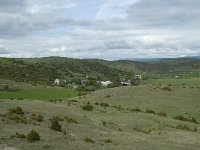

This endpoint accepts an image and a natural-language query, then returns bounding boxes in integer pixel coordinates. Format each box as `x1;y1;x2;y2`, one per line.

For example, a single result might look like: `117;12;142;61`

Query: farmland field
0;79;79;100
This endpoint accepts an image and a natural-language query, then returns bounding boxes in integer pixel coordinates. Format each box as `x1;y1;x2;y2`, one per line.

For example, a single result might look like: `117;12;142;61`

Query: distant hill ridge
1;56;200;84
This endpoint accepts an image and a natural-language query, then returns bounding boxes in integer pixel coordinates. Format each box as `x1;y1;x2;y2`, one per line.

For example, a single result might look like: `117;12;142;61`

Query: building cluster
54;74;142;89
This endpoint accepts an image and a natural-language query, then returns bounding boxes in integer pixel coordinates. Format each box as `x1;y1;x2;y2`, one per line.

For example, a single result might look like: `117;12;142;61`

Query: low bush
102;120;107;126
84;137;95;143
49;119;62;132
31;114;43;122
105;139;112;143
146;108;156;114
7;114;27;124
176;124;190;130
112;105;124;111
82;104;94;111
64;116;78;123
175;124;198;132
131;108;142;112
16;132;26;139
157;111;167;117
27;130;40;143
174;115;199;124
105;95;111;98
133;127;151;134
100;103;109;107
8;106;24;114
94;102;99;105
161;87;172;91
51;116;64;121
43;144;51;149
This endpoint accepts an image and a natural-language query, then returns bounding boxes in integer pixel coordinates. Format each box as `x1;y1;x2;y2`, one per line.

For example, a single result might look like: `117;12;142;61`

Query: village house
54;79;66;86
121;81;131;86
98;81;113;86
54;79;60;85
134;74;142;80
81;80;88;87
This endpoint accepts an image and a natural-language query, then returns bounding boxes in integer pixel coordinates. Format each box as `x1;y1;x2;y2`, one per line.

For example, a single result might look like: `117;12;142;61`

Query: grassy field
0;79;79;100
0;78;200;150
0;88;78;100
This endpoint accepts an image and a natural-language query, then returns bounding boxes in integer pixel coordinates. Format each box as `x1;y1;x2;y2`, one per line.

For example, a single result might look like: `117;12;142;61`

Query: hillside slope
0;79;200;150
0;57;132;84
1;57;200;84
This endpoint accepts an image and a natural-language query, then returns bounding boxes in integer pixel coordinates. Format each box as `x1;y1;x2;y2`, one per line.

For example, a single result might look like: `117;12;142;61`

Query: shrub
16;132;26;139
49;119;62;132
82;104;94;111
105;95;111;98
27;130;40;143
102;120;107;126
43;144;50;149
176;124;190;131
84;137;94;143
100;103;109;107
131;108;142;112
112;105;123;111
7;114;27;124
146;108;156;114
94;102;99;105
193;126;198;132
64;116;77;123
158;111;167;117
31;114;43;122
174;115;199;124
161;87;172;91
4;85;9;91
105;139;112;143
51;116;64;121
8;106;24;114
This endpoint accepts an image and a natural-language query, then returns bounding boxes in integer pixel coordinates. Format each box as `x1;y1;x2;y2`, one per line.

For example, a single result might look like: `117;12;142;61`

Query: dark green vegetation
27;130;40;143
0;57;131;85
1;57;200;85
49;119;62;132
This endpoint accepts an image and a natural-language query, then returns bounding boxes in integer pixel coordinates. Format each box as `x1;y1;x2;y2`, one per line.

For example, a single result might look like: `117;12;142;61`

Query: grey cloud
0;0;91;38
104;39;133;50
0;46;13;54
0;0;200;59
0;0;27;13
127;0;200;28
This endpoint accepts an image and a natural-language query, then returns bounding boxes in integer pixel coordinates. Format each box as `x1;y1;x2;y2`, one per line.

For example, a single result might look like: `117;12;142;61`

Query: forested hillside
1;57;200;85
0;57;132;85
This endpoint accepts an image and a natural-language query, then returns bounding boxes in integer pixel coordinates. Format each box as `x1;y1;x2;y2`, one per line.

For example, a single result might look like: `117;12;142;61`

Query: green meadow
0;79;78;100
0;88;78;100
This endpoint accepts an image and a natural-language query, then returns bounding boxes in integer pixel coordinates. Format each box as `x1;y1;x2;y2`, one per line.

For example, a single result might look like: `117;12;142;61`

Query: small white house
121;81;131;86
100;81;113;86
134;74;142;80
54;79;60;85
54;79;66;86
81;80;88;87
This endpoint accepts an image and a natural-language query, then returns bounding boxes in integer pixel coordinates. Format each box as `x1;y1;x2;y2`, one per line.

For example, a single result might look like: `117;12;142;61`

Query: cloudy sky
0;0;200;60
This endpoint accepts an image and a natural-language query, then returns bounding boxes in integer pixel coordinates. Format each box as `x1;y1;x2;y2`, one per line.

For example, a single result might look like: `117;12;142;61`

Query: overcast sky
0;0;200;60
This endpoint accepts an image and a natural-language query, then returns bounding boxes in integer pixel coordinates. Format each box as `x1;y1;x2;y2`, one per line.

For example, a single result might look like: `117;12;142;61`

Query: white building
54;79;60;85
100;81;113;86
134;74;142;80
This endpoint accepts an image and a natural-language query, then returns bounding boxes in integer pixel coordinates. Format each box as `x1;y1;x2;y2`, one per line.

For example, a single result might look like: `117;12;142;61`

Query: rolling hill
1;57;200;85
